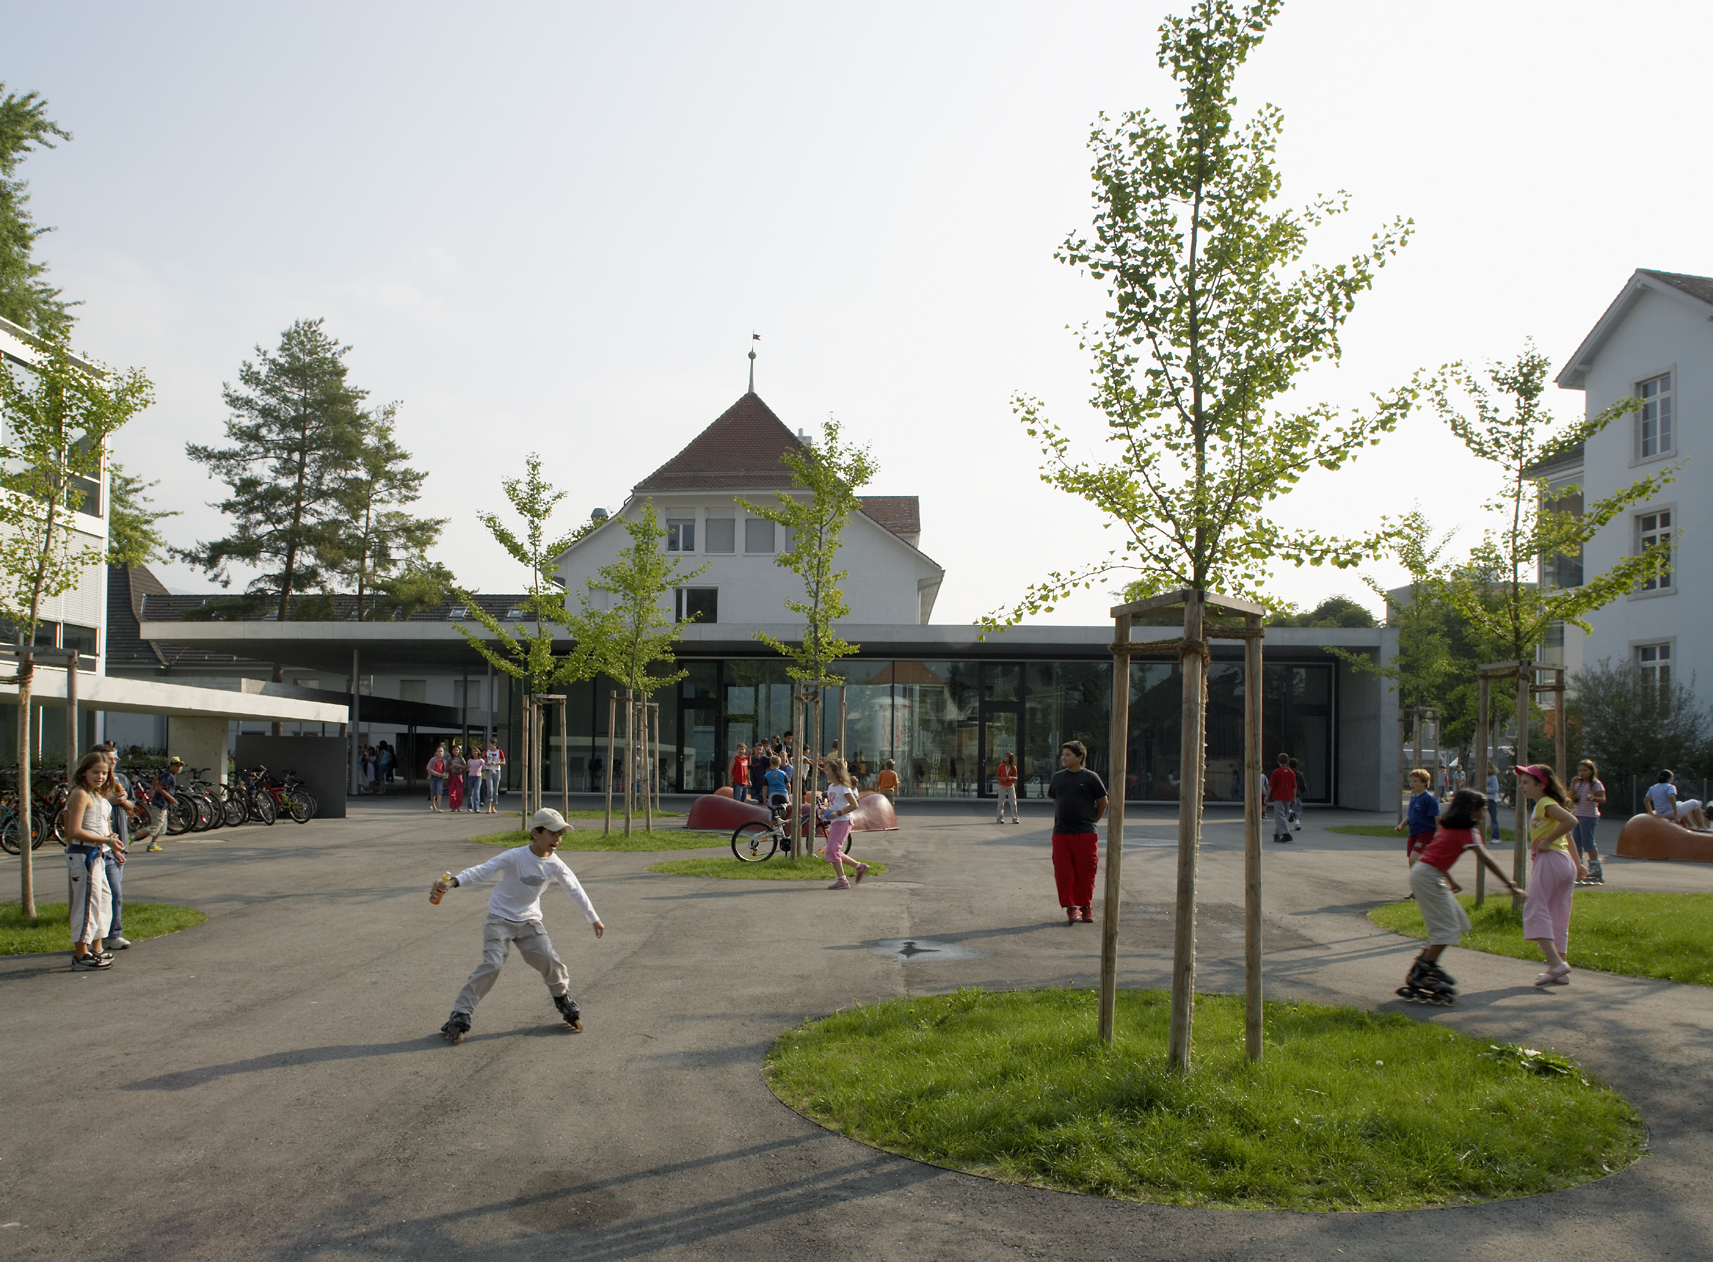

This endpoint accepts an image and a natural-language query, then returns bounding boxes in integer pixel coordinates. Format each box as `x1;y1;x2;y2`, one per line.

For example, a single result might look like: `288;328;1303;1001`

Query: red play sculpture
683;790;898;833
1616;812;1713;863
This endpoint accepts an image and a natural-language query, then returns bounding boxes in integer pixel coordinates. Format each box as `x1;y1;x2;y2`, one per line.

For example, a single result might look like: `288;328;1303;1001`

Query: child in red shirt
1400;789;1519;1004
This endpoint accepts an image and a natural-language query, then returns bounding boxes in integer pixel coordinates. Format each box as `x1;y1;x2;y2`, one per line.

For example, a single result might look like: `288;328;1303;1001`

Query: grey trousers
1272;799;1291;838
996;784;1019;820
453;914;571;1017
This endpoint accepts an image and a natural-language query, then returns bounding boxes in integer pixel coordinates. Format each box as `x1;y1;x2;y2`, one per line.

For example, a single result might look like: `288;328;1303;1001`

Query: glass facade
520;656;1336;803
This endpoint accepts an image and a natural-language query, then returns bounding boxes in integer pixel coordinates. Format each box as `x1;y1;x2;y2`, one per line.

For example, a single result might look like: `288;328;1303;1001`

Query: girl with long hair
822;758;870;890
1570;759;1607;885
1517;764;1584;986
66;751;118;969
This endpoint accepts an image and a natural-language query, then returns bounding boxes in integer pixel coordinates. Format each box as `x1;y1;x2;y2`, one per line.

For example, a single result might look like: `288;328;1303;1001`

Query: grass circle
766;987;1643;1210
1369;890;1713;985
1;901;207;955
649;855;890;880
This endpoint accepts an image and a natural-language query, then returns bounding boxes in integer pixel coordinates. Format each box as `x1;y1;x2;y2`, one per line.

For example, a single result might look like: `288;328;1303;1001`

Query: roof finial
748;332;759;393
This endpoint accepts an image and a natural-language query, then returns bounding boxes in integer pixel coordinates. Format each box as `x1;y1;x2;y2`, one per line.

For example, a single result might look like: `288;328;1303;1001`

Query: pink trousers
825;818;853;859
1523;848;1577;954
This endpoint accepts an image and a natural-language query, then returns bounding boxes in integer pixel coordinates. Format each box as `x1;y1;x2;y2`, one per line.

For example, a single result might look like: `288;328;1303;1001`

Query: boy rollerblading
432;808;606;1043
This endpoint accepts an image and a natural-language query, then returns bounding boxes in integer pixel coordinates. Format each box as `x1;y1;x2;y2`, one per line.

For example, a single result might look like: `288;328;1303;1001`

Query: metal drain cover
868;937;986;962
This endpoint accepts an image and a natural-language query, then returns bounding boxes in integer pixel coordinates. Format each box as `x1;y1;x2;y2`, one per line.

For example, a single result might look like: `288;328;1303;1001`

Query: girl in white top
823;758;869;890
65;751;117;968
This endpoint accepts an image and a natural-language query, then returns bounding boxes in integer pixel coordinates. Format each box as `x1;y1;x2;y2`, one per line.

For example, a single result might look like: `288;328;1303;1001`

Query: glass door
979;704;1021;797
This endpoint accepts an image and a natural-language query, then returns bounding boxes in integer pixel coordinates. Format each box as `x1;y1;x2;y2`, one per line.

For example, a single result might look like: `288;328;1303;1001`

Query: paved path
5;799;1712;1260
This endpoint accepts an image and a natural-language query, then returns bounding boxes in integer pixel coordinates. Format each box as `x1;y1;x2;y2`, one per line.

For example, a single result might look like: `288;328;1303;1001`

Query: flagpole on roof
748;332;759;393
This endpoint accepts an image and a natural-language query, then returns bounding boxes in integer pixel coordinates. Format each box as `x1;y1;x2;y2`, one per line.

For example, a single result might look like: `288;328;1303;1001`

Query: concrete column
167;716;230;785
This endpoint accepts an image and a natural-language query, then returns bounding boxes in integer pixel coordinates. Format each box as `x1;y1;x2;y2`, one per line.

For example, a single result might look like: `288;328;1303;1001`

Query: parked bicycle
730;801;827;863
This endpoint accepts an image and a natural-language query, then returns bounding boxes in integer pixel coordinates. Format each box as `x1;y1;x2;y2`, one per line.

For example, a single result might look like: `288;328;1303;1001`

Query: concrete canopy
0;669;348;723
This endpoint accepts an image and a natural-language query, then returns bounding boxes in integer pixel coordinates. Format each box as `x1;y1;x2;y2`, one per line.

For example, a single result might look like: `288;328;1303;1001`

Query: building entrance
979;703;1021;797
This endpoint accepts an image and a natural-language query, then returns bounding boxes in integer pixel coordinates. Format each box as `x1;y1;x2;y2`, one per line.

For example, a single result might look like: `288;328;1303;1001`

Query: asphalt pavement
4;795;1712;1260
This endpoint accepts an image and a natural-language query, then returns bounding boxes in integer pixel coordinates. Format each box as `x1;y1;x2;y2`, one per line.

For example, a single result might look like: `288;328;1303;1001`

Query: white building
1551;268;1712;692
555;392;945;626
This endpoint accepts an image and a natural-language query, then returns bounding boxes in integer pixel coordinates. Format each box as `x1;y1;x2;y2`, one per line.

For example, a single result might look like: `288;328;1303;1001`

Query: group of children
1395;760;1593;1002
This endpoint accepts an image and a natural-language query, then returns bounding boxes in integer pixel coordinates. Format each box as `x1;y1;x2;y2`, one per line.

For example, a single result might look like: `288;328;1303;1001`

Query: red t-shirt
730;756;749;785
1268;767;1295;802
997;763;1017;786
1418;825;1481;875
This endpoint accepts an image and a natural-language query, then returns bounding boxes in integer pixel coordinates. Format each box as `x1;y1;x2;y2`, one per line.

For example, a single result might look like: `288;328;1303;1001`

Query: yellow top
1530;798;1569;854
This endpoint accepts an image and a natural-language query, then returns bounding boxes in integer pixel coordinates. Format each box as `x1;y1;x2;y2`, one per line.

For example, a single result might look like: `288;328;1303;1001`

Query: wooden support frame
1102;589;1266;1069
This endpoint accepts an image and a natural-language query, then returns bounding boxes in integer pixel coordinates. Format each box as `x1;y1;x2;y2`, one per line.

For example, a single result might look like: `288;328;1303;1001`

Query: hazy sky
7;1;1710;625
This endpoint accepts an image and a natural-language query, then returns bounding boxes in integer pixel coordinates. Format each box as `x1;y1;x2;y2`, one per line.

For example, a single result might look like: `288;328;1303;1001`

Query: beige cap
529;807;571;833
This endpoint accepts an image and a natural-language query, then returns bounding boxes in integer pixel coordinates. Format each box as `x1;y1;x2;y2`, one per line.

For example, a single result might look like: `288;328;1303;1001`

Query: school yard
4;796;1712;1260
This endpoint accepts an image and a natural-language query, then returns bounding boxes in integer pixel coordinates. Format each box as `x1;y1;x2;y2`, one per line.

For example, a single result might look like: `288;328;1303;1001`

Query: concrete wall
233;736;350;820
1576;285;1710;689
555;492;944;626
166;716;230;786
1333;633;1397;812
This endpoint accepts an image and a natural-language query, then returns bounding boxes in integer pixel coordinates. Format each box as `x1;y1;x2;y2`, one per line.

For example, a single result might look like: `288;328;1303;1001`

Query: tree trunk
1513;668;1529;907
1167;589;1207;1072
17;657;34;916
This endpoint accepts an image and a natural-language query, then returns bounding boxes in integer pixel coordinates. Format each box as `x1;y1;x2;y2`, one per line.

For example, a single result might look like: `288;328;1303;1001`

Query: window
704;517;735;554
62;623;97;656
399;680;426;704
1638;510;1673;591
745;518;775;553
1637;373;1674;459
454;680;484;711
66;434;101;517
1637;643;1672;691
666;518;696;552
1542;480;1583;588
33;621;58;648
675;587;718;624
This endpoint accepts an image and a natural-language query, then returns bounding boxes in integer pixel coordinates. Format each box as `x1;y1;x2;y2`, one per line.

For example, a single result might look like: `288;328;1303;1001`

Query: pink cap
1517;764;1552;785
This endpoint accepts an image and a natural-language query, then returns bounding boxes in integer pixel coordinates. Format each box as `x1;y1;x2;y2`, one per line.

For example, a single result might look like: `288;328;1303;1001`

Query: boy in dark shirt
145;756;182;852
1047;741;1108;925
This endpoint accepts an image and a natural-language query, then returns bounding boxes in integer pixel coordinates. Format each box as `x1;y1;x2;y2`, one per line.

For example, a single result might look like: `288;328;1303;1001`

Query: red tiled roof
858;496;920;539
633;393;805;492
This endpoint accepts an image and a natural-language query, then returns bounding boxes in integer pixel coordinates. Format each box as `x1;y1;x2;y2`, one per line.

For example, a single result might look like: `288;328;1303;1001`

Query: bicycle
730;801;828;863
232;767;277;825
260;768;317;824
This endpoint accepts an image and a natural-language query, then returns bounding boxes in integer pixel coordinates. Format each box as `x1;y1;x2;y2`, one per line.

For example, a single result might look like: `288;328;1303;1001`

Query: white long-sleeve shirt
454;846;599;924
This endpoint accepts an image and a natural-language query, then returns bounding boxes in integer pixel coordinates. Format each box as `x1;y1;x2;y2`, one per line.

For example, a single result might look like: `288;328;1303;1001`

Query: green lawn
649;854;890;880
471;828;726;851
767;987;1642;1211
1331;824;1515;842
482;808;682;822
1;901;207;956
1370;890;1713;984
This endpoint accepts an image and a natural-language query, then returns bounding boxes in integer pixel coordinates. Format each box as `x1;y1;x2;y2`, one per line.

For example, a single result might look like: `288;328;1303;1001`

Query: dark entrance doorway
979;702;1022;797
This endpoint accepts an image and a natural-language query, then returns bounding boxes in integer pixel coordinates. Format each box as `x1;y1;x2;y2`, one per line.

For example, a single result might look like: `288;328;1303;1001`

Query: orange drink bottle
430;872;452;905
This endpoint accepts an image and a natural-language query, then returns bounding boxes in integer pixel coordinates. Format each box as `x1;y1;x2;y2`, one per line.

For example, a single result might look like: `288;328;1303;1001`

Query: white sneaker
106;936;131;950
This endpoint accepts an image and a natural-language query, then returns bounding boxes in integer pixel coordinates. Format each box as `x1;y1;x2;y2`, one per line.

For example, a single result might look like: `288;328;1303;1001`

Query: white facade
1555;270;1713;693
555;490;944;627
0;317;109;677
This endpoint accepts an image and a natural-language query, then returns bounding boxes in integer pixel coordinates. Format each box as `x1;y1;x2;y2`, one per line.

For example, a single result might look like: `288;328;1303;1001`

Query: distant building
1550;268;1712;691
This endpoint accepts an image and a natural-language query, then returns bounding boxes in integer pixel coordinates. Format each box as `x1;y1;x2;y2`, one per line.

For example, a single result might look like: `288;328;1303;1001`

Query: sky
5;0;1711;626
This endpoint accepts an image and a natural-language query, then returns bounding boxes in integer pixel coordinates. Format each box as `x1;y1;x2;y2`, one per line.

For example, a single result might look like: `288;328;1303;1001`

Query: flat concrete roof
4;670;349;723
139;620;1389;673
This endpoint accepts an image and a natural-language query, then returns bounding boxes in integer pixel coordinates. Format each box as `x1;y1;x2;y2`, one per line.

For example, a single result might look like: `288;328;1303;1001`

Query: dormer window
447;606;468;619
666;517;696;552
506;608;526;620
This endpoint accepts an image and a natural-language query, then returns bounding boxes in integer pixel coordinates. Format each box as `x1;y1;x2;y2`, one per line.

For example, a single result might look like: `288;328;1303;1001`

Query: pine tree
179;319;366;626
107;461;179;567
0;85;75;335
325;404;445;620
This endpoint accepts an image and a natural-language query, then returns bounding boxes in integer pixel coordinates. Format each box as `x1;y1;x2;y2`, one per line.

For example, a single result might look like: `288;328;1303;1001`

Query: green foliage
106;460;179;567
471;826;720;852
324;404;445;620
1570;657;1708;782
649;854;889;880
0;332;153;638
567;501;703;696
987;0;1413;625
0;899;205;955
737;416;875;683
454;453;590;694
1427;344;1673;662
1267;594;1376;628
766;988;1641;1209
0;85;75;335
370;559;455;622
1370;890;1713;984
179;319;366;621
